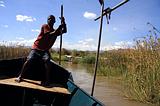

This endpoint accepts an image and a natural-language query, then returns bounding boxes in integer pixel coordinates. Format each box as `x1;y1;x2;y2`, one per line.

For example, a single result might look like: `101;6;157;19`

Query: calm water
62;62;153;106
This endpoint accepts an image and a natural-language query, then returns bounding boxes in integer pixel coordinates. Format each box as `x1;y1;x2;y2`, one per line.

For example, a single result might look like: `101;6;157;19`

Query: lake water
62;62;153;106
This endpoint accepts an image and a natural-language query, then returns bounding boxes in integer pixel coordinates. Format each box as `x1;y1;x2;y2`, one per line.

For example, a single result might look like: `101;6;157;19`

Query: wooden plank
0;78;70;95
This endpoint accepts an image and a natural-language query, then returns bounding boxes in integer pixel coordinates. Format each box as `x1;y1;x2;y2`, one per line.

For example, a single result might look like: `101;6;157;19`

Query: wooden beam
0;78;70;95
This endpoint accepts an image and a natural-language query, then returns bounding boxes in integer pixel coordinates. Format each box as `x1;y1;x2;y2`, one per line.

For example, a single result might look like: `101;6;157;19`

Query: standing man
15;15;67;86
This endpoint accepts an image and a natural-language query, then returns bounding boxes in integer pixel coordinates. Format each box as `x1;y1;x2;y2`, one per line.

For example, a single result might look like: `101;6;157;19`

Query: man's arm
49;17;67;36
61;17;67;33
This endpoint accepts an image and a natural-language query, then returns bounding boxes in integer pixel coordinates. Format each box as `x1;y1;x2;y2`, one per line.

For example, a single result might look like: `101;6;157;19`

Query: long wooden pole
91;0;129;96
95;0;129;21
91;2;104;96
59;5;63;65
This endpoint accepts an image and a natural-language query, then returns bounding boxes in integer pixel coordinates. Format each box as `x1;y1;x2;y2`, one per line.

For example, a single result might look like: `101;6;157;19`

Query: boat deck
0;78;70;95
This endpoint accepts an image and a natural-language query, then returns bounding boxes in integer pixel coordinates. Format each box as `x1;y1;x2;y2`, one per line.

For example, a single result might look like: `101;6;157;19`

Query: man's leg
15;59;32;82
15;49;37;83
42;51;51;86
44;61;51;85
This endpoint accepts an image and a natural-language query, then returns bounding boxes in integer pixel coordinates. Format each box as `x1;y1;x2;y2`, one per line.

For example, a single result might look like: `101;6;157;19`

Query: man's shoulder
42;24;48;27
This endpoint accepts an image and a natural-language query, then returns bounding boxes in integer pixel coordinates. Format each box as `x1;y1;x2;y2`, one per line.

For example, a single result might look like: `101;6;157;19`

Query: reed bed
124;36;160;104
99;34;160;105
0;45;30;60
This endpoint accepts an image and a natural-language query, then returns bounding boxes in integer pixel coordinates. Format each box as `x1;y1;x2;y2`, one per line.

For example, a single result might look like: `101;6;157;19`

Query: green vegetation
0;45;30;60
50;49;96;64
97;32;160;105
99;47;160;105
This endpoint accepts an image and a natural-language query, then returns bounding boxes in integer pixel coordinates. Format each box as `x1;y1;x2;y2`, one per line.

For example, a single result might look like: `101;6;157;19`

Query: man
15;15;67;85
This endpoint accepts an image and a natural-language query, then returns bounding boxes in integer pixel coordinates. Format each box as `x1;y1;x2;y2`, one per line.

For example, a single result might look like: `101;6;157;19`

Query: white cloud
1;24;8;28
85;38;94;42
114;41;133;46
31;29;40;32
83;11;97;20
16;15;36;22
16;37;25;40
60;39;133;51
103;41;134;50
113;27;118;31
76;38;96;50
0;37;134;51
0;4;5;7
16;38;36;46
77;38;94;46
0;38;36;47
0;1;4;3
53;38;96;51
0;1;5;7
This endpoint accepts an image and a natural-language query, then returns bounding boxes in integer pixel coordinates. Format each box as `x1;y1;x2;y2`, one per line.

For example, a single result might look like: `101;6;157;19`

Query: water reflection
62;62;153;106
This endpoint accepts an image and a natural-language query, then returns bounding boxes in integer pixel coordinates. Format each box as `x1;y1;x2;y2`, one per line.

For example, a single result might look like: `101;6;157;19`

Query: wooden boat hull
0;58;104;106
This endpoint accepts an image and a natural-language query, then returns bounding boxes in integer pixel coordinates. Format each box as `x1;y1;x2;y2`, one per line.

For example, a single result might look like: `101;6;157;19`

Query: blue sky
0;0;160;50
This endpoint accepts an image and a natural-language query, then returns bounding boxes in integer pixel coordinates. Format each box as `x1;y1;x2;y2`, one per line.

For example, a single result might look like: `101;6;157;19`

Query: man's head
47;15;55;26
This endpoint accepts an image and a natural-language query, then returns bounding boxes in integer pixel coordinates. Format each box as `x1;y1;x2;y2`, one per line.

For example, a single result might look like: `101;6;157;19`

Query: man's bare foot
15;77;22;83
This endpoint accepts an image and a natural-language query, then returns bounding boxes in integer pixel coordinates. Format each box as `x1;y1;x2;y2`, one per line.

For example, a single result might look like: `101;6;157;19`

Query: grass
98;34;160;105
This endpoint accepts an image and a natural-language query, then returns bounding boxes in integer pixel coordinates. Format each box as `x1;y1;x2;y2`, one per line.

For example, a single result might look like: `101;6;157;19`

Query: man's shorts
27;49;50;62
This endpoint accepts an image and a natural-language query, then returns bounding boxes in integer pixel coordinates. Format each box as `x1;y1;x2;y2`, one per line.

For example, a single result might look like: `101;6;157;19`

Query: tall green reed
99;31;160;104
124;34;160;104
0;45;30;60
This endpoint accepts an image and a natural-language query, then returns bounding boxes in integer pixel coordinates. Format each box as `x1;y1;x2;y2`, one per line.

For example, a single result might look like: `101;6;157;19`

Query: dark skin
48;15;66;36
15;15;67;85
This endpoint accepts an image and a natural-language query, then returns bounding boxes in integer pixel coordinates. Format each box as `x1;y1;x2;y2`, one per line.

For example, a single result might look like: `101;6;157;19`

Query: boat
0;57;105;106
